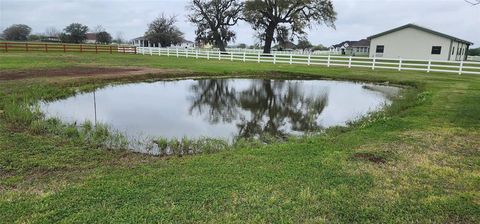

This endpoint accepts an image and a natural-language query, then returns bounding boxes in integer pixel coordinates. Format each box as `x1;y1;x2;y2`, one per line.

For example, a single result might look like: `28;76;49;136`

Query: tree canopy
2;24;32;41
468;47;480;56
60;23;89;43
96;31;112;44
243;0;337;53
145;14;184;47
188;0;243;51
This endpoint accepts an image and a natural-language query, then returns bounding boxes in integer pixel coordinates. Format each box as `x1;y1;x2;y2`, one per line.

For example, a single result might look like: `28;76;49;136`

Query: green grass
1;52;479;223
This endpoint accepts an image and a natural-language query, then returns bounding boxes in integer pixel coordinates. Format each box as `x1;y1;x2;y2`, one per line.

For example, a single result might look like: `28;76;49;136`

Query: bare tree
92;25;106;33
45;26;60;37
465;0;480;5
114;31;125;44
188;0;243;52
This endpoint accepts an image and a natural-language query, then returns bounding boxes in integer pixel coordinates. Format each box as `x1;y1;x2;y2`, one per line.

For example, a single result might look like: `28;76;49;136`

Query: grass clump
152;137;229;156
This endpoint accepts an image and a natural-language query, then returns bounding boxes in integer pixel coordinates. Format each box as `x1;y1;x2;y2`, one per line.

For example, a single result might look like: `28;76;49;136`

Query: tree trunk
213;31;226;52
263;23;276;54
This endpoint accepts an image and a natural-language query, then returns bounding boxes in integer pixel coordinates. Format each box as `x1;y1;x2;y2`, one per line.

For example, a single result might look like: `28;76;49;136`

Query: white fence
468;56;480;62
137;47;480;75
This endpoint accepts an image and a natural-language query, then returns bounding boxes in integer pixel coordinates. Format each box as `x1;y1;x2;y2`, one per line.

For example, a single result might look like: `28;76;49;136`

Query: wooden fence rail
137;47;480;75
0;42;136;54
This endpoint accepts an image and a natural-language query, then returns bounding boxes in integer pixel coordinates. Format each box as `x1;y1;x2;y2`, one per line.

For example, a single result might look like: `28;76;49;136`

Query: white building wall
369;27;464;61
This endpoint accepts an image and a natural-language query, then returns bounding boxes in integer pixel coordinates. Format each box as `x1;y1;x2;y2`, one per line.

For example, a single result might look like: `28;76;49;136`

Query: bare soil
0;67;187;80
352;152;386;164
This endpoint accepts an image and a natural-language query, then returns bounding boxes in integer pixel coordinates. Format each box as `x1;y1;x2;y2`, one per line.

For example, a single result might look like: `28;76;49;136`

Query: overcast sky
0;0;478;46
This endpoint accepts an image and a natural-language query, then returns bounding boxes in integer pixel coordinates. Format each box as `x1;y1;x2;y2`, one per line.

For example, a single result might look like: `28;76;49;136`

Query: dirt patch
0;67;188;81
352;152;386;164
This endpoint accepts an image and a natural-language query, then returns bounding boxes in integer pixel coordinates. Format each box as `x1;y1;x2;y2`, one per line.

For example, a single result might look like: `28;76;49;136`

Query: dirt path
0;67;189;81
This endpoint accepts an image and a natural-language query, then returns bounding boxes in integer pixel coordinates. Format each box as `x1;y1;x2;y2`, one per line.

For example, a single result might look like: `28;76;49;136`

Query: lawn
0;52;479;223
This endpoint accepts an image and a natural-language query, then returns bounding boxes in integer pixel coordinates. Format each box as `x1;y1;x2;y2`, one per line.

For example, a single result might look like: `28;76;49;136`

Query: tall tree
96;31;112;44
60;23;88;43
243;0;337;53
188;0;243;51
2;24;31;41
145;14;184;47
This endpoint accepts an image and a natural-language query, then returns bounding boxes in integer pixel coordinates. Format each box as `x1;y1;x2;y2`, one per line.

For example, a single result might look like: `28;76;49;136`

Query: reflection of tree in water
189;80;239;123
189;79;328;138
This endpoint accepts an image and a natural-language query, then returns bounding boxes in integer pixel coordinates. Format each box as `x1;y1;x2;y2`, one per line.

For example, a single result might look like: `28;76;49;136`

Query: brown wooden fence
0;42;136;54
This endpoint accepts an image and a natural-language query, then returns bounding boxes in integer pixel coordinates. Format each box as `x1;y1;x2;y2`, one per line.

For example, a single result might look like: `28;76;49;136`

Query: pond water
40;79;400;141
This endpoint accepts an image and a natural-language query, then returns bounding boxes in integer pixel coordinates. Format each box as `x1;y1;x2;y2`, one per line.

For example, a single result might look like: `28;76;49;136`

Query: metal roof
367;23;473;45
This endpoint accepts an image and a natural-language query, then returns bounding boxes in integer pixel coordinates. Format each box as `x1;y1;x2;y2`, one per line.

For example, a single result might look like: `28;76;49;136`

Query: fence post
257;52;260;63
176;48;179;58
218;51;221;60
186;49;189;58
307;54;311;65
348;56;352;68
80;45;82;53
289;54;292;64
273;53;276;64
134;47;137;54
45;44;48;53
459;60;464;75
372;57;376;70
150;47;153;56
167;48;170;57
327;55;331;67
231;52;234;61
95;44;98;54
207;51;210;60
109;46;112;54
196;50;198;59
4;43;7;52
159;47;161;56
243;52;246;62
25;43;28;52
427;60;431;73
398;58;402;71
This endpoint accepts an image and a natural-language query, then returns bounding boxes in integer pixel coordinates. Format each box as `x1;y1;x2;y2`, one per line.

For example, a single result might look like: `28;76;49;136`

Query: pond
40;78;400;142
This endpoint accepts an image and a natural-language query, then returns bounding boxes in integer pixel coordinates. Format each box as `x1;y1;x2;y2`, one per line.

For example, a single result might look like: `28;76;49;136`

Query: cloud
0;0;478;46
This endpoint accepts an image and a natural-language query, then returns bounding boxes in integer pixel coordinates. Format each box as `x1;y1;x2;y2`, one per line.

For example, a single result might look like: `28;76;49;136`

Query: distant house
132;36;195;48
196;41;213;49
330;39;370;56
41;36;61;43
349;39;370;56
367;23;473;61
85;33;97;44
274;41;297;51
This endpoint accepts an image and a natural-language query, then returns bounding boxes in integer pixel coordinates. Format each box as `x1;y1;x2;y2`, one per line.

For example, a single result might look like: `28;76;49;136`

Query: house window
376;45;384;53
431;46;442;55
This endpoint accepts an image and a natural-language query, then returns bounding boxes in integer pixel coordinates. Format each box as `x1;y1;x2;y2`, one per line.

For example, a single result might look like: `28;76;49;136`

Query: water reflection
40;79;400;141
190;80;328;138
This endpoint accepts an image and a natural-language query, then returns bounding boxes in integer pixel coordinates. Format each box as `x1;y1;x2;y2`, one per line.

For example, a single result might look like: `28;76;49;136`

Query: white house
367;24;473;61
330;39;370;56
85;33;97;44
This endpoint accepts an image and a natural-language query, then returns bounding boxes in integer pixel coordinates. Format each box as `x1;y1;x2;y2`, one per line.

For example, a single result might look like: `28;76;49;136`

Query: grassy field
1;52;479;223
